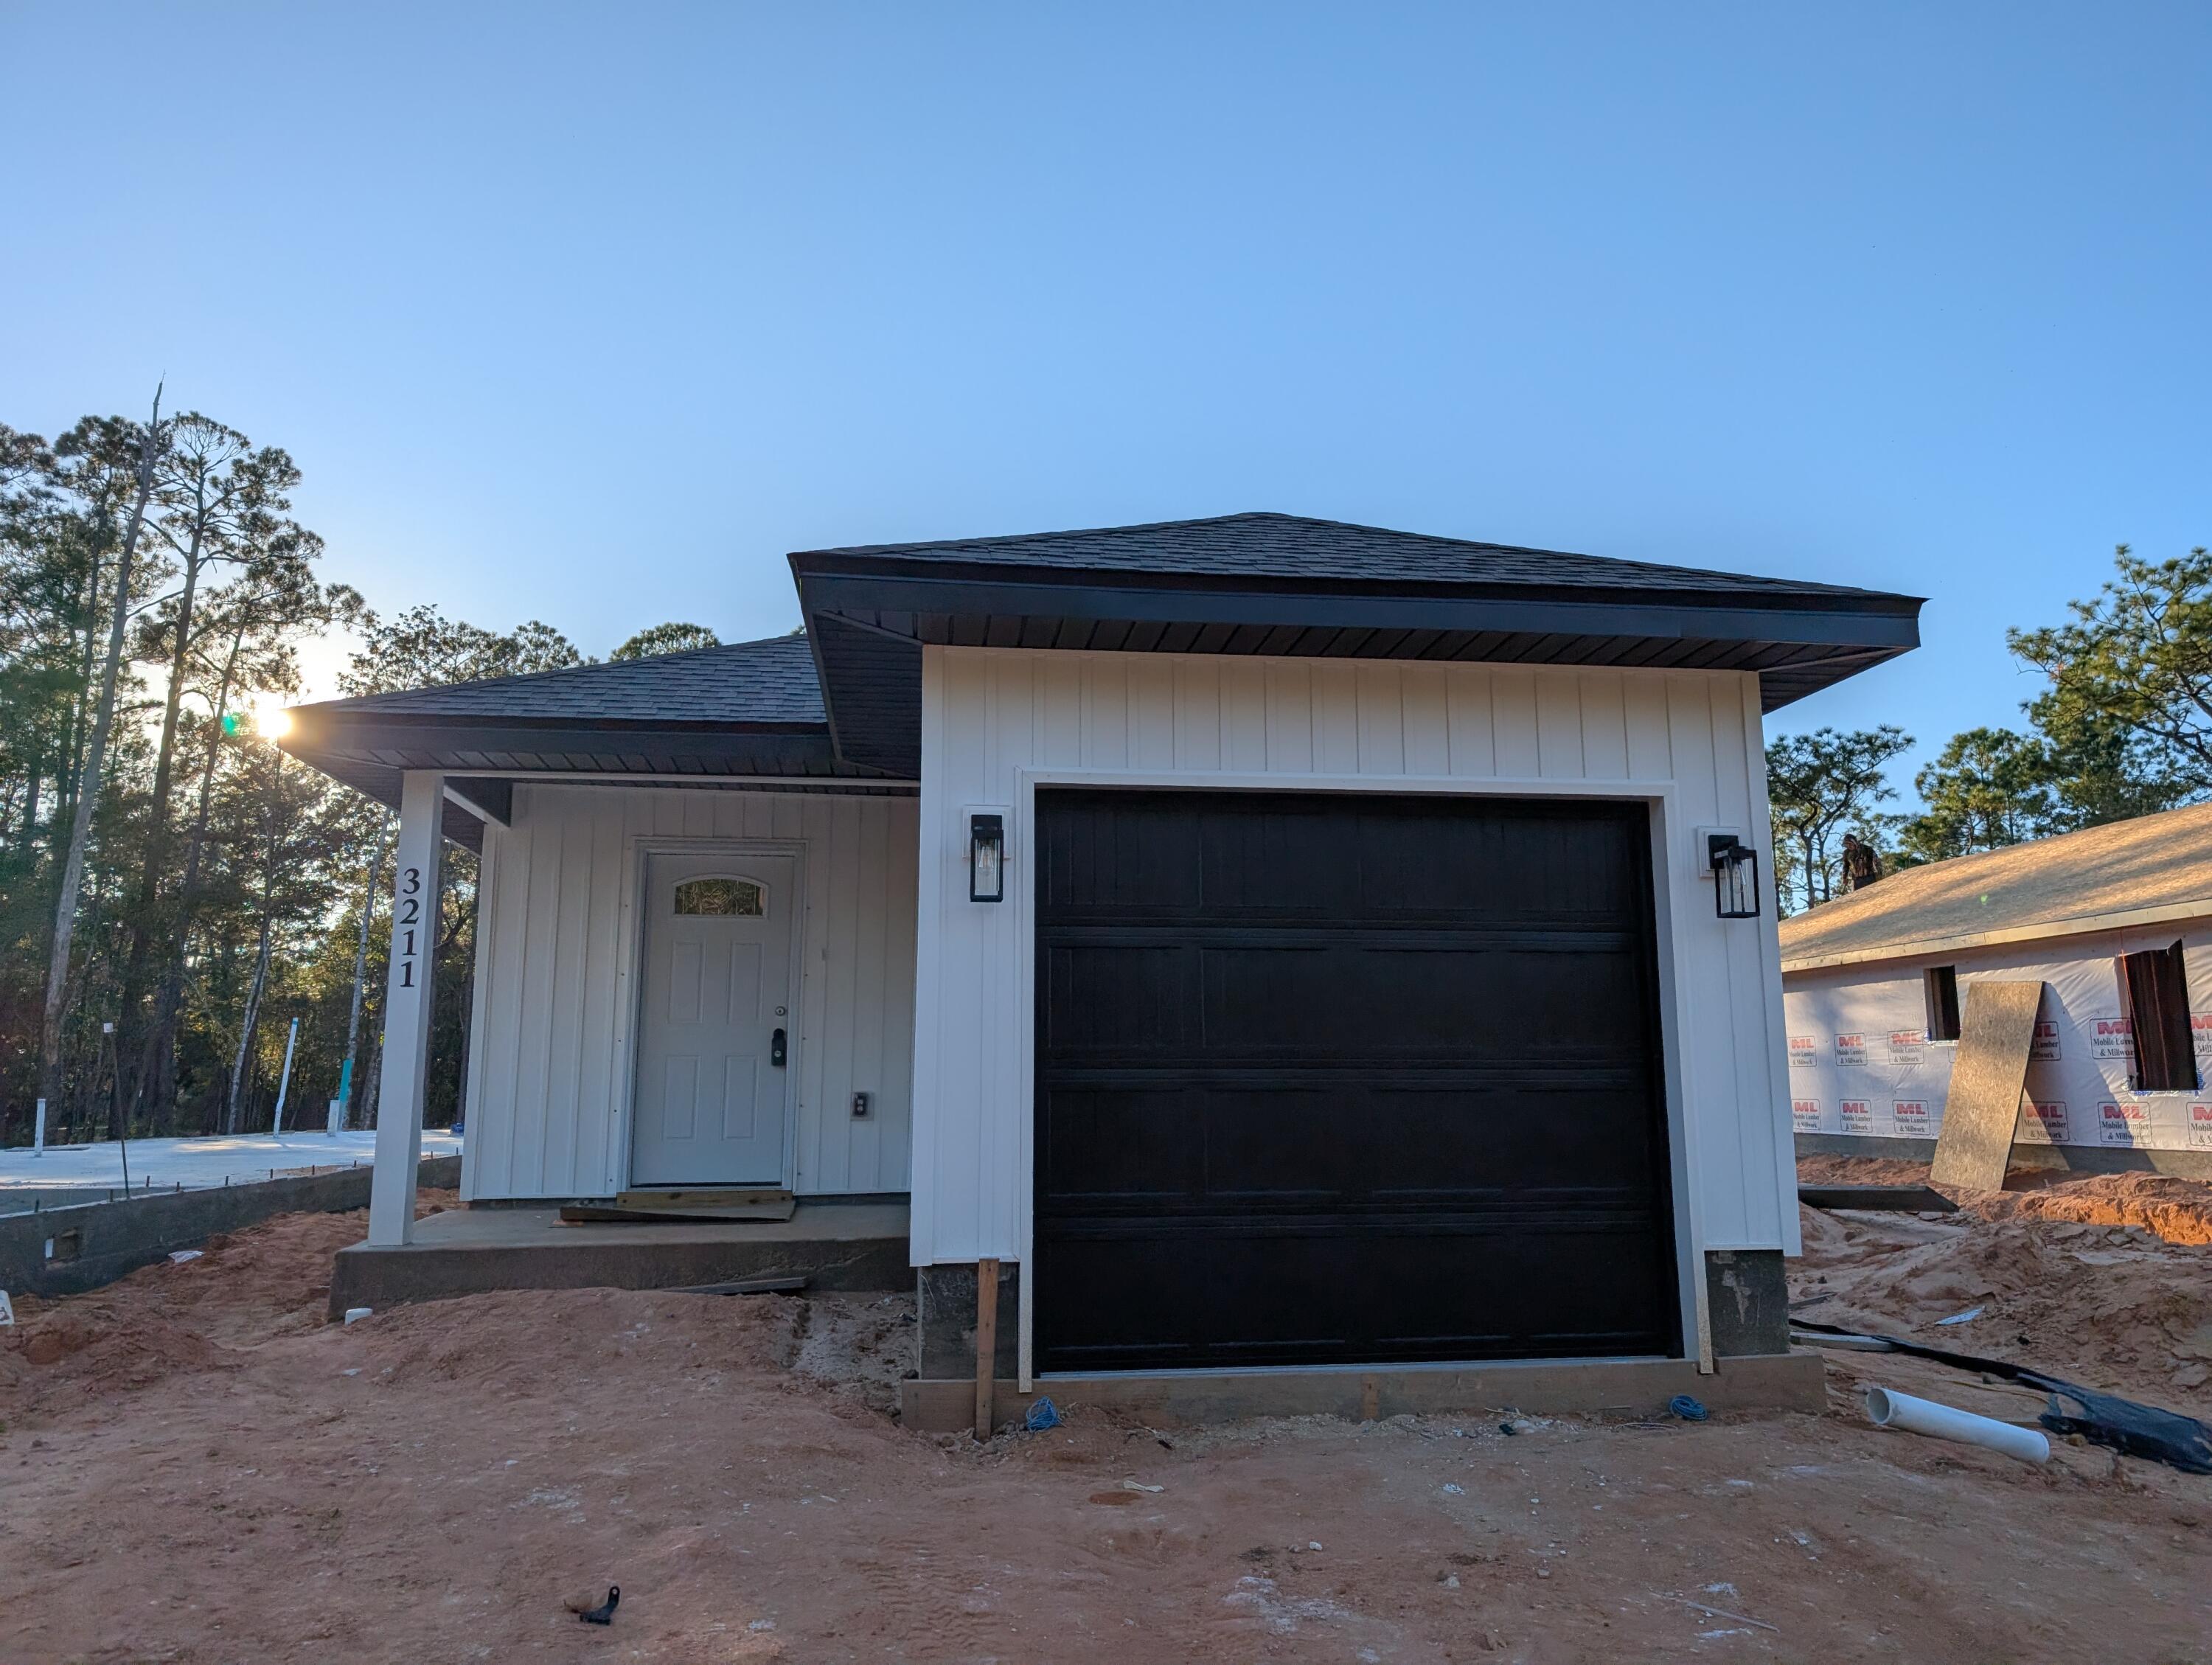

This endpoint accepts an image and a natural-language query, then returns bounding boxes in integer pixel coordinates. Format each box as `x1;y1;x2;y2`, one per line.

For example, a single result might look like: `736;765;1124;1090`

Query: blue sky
4;4;2207;793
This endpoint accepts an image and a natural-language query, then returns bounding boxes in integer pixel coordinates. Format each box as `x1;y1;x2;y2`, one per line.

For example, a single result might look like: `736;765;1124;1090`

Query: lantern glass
1708;834;1759;919
970;813;1005;903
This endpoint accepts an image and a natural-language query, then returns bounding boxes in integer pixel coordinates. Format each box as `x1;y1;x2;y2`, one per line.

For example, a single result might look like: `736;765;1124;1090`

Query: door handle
771;1027;787;1067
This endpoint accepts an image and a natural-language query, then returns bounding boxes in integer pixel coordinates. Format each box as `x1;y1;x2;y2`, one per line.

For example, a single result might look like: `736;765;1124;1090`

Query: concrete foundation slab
917;1261;1020;1380
328;1200;911;1319
1704;1248;1791;1356
900;1349;1826;1433
1;1155;461;1300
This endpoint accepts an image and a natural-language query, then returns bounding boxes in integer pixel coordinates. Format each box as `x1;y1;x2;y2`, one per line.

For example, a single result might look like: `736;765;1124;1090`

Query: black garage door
1033;789;1680;1374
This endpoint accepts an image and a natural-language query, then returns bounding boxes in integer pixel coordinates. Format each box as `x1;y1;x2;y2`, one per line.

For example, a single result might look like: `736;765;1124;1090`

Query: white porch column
367;770;445;1248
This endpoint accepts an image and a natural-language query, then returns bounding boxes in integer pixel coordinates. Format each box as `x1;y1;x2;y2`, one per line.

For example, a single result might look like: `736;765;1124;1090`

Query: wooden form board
974;1256;1000;1441
899;1352;1828;1432
1928;979;2045;1192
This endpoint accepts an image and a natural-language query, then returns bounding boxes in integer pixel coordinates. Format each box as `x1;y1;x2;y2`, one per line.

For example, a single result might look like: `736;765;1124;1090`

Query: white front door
630;852;796;1186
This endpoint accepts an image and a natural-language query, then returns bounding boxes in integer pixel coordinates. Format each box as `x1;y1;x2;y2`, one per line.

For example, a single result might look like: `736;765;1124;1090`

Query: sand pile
1791;1203;2212;1412
1795;1153;1941;1188
1800;1153;2212;1245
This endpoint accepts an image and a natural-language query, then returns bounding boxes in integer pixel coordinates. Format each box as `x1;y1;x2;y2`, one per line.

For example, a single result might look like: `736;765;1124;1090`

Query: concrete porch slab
328;1200;910;1319
900;1351;1826;1433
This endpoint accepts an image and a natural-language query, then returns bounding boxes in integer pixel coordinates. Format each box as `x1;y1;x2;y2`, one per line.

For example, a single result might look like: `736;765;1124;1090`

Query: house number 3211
394;866;424;988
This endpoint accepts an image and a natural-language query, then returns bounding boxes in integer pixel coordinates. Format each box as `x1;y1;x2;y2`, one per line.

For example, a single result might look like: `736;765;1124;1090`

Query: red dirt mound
9;1193;2212;1662
1963;1171;2212;1246
0;1189;458;1417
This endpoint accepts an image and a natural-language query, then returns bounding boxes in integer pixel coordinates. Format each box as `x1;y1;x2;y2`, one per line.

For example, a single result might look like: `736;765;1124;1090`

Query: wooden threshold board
558;1187;799;1225
617;1188;793;1211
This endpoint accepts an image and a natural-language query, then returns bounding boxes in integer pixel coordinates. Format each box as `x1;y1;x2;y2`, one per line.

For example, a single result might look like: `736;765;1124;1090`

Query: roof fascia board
433;768;917;789
1781;897;2212;976
799;572;1921;652
294;709;828;738
795;549;1921;616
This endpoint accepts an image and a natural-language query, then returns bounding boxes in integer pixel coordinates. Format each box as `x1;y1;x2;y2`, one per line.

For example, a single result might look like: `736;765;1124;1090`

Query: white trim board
1007;765;1713;1383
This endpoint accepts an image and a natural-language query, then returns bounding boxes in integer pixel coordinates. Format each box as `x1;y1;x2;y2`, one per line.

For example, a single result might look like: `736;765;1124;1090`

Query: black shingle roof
320;631;824;724
797;511;1886;599
790;510;1923;774
278;633;874;838
281;512;1920;815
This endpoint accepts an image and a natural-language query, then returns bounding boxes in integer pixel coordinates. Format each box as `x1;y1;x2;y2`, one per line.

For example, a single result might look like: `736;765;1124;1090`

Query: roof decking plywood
1778;802;2212;973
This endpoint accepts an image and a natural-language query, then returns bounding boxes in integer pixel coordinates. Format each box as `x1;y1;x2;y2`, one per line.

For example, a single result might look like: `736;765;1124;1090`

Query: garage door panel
1324;1230;1668;1358
1197;945;1649;1058
1350;811;1647;920
1197;1088;1351;1201
1042;1080;1662;1207
1036;1237;1203;1369
1035;789;1679;1373
1043;943;1194;1052
1037;1086;1197;1203
1041;801;1203;913
1360;1086;1666;1196
1197;809;1345;913
1042;1226;1673;1367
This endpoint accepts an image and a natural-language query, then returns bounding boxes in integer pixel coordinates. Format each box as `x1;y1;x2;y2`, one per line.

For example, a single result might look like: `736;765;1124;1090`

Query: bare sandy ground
3;1172;2211;1663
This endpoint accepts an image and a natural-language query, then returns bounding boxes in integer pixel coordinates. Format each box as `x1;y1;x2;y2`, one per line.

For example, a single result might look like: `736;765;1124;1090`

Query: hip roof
281;511;1922;814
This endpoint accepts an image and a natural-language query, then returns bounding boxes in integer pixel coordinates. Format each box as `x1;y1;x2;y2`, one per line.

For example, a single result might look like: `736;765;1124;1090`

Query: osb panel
1929;979;2044;1192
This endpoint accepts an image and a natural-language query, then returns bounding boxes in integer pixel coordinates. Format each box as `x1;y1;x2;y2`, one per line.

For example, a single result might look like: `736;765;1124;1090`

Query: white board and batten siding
909;644;1801;1271
461;784;919;1201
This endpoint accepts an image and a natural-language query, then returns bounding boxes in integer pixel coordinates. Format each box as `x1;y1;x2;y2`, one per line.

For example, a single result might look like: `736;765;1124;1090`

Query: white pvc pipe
1865;1386;2050;1464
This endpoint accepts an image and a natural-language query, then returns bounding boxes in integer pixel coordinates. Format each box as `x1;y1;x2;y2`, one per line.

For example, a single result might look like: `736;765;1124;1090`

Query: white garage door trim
1004;767;1714;1389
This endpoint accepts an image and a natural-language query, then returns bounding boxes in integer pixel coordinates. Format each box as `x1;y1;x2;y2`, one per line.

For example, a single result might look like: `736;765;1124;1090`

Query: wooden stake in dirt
974;1256;1000;1441
1929;979;2044;1193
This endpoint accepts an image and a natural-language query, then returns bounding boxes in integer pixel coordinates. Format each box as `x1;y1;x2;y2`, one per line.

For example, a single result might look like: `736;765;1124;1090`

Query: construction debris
1797;1183;1955;1212
1863;1384;2051;1464
1811;1318;2212;1473
667;1276;809;1296
572;1585;619;1625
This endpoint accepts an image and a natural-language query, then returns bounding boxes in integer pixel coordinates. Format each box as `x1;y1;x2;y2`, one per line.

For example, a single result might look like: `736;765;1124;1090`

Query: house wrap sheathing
1780;802;2212;1157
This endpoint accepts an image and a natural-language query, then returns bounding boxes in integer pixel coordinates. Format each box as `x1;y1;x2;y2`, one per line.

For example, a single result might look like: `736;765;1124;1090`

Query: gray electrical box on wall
851;1091;871;1119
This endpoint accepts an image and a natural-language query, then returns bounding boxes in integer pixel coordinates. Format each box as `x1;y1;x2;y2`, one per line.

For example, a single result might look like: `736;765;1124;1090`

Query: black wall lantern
1708;832;1760;919
970;813;1005;903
